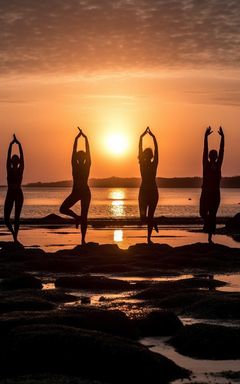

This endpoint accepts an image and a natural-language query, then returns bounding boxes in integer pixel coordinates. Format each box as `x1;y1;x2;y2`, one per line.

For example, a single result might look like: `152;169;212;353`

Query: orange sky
0;1;240;183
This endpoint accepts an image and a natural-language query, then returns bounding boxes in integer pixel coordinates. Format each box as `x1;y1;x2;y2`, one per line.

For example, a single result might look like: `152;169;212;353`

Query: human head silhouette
142;148;153;162
209;149;218;162
11;154;20;167
76;150;86;164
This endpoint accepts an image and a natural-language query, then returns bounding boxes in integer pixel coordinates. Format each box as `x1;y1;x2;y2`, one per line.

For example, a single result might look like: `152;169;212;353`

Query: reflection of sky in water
109;189;126;217
114;229;123;243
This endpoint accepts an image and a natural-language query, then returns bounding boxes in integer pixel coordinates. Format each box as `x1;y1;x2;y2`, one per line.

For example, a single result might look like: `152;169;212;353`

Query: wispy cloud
0;0;239;75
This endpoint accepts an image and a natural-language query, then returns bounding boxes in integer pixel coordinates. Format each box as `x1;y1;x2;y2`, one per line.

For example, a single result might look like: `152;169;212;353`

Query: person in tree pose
4;134;24;243
138;127;159;244
60;128;91;245
200;126;225;244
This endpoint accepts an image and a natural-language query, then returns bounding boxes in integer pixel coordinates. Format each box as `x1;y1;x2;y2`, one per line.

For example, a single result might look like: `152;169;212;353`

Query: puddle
106;274;193;282
141;337;240;384
216;273;240;292
42;282;55;290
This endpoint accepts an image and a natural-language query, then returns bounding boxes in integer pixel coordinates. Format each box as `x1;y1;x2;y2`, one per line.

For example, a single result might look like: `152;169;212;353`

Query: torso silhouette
202;161;221;192
72;160;90;192
140;160;157;190
7;164;23;189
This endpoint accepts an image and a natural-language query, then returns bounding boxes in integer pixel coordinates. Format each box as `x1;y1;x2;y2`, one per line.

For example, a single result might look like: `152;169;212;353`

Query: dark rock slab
135;310;183;336
226;213;240;232
0;324;188;383
0;274;42;290
0;306;138;339
0;242;45;259
0;375;105;384
184;292;240;319
134;277;226;301
0;291;55;313
169;323;240;359
55;274;131;291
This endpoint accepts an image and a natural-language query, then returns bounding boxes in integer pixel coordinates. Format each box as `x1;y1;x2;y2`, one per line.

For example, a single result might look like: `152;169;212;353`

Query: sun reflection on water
109;190;125;200
109;189;126;217
114;229;123;243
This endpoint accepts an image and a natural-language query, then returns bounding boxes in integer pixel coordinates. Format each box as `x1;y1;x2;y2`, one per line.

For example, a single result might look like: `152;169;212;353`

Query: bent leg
60;192;80;225
80;189;91;245
14;189;24;242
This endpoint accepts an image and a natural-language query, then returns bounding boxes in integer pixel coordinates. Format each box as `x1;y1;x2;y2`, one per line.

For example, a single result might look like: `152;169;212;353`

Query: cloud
0;0;239;75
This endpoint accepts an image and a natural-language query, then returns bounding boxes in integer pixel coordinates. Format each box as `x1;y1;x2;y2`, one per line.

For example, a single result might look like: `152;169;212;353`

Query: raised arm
203;127;212;166
138;128;148;161
6;139;14;170
14;135;24;171
81;130;91;166
148;129;158;166
71;129;81;166
218;126;225;167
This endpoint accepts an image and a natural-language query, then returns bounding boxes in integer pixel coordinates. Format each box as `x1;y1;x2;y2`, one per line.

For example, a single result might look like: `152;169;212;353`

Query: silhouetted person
60;128;91;245
200;126;225;244
4;134;24;243
138;127;159;244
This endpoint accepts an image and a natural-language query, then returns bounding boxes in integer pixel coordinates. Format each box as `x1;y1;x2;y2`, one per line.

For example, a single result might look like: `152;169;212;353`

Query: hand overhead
205;127;213;136
76;127;82;138
218;126;224;137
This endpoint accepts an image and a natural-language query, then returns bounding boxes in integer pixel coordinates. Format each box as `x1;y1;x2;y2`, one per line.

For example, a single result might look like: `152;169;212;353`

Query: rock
0;306;138;339
0;242;45;259
0;375;105;384
226;213;240;232
134;277;226;301
0;274;43;290
0;291;55;313
55;275;131;291
81;296;91;304
169;323;240;359
39;289;79;304
183;292;240;319
135;310;183;336
128;243;172;254
0;324;188;383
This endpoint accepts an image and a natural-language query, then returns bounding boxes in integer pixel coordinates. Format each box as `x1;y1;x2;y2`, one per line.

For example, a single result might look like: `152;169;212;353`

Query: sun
105;132;129;156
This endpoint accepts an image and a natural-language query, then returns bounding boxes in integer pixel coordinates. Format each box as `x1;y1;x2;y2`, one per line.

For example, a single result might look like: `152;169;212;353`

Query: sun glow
105;133;129;156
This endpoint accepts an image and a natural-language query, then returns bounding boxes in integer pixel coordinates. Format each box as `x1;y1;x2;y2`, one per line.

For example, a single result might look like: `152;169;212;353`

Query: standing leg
138;188;148;223
80;188;91;245
200;190;210;237
4;190;15;240
60;192;81;227
14;189;24;242
208;192;220;244
147;190;159;244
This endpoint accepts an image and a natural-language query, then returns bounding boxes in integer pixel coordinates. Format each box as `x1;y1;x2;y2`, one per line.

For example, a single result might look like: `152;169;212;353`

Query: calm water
0;187;239;219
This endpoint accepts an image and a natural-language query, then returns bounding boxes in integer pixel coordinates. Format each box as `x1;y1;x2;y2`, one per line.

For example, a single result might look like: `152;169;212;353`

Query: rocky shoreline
0;241;240;383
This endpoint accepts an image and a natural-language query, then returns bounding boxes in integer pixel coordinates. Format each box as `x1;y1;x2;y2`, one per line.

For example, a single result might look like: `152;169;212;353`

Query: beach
0;208;240;383
0;185;240;383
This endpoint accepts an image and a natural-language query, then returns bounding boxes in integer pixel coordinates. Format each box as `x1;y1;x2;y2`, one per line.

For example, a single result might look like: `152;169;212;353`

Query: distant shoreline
1;176;240;188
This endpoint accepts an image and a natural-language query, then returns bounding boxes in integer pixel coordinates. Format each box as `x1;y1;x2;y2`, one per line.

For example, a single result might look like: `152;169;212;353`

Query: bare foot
208;234;214;244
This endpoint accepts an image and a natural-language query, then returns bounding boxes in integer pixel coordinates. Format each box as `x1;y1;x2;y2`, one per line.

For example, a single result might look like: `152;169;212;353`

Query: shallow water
141;337;240;384
0;187;239;218
0;225;239;251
